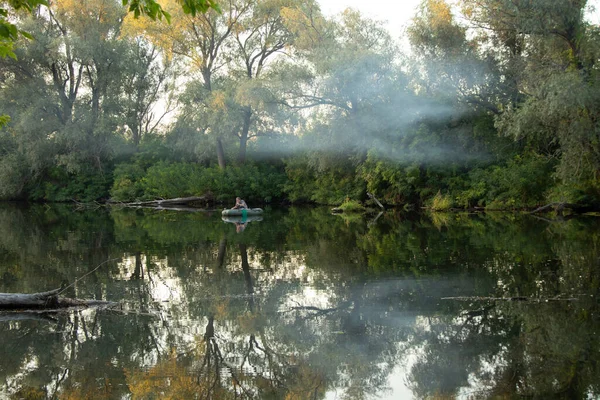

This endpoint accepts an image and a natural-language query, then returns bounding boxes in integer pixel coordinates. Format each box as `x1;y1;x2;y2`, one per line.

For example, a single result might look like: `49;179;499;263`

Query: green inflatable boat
221;208;263;217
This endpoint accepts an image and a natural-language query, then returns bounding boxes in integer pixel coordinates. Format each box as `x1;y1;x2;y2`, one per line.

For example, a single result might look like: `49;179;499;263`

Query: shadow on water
0;203;599;399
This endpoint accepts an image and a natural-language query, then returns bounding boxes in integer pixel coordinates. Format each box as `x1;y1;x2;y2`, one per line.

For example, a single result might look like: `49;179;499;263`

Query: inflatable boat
221;208;263;217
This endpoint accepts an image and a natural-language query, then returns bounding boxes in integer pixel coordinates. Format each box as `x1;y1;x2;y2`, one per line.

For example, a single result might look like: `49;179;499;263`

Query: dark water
0;204;599;399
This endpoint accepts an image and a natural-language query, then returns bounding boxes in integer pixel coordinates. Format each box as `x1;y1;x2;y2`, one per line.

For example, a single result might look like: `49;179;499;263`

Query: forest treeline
1;0;599;209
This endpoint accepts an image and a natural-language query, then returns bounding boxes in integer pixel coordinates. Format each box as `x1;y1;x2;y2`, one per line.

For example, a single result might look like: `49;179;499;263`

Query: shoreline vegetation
1;1;599;213
3;194;598;217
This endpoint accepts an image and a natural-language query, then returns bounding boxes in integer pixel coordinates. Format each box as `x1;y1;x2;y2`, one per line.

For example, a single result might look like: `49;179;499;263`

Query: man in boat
231;197;248;210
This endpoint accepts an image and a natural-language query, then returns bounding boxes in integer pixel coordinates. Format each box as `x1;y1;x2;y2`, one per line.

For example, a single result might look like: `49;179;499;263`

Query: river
0;204;598;399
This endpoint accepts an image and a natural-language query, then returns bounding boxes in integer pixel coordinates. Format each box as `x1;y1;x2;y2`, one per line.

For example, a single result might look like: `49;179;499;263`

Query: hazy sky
318;0;423;39
318;0;600;40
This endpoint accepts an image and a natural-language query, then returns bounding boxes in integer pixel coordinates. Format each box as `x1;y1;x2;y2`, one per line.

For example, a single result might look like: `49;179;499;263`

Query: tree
0;0;176;200
408;0;507;114
124;0;254;167
161;0;312;166
118;37;178;148
459;0;600;188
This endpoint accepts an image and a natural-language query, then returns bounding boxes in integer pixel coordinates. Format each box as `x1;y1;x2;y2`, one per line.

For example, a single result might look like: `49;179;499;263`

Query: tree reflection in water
0;204;598;399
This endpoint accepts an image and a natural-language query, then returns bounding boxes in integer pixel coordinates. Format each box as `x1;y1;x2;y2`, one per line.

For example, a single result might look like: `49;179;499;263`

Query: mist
251;63;493;166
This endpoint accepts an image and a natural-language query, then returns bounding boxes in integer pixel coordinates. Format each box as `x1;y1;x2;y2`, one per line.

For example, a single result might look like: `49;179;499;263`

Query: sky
318;0;600;40
318;0;423;40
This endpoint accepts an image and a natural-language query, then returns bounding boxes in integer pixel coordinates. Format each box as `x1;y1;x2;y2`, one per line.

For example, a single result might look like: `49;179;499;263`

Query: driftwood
529;202;594;216
123;196;208;207
367;192;385;210
0;288;115;310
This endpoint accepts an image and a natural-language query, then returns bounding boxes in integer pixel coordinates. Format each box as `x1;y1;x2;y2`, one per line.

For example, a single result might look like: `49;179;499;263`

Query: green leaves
1;0;220;60
1;1;48;59
0;20;22;59
123;0;220;22
0;115;10;128
5;0;47;12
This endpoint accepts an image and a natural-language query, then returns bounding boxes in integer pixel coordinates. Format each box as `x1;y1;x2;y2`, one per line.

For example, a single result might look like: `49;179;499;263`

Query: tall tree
459;0;600;186
228;0;314;163
0;0;176;199
408;0;507;114
124;0;253;167
118;37;177;148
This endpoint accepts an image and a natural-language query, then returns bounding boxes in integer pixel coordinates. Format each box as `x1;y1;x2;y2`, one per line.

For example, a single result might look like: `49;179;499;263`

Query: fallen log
0;288;115;310
124;196;208;207
367;192;385;210
529;202;595;215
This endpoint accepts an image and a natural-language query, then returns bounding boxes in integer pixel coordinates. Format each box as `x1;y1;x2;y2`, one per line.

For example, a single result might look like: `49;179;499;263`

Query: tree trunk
238;108;252;164
216;136;226;169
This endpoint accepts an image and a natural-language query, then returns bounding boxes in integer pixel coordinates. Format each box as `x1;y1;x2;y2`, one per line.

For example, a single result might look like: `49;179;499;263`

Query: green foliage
28;166;112;202
336;199;365;213
0;114;10;127
0;0;46;59
141;161;199;199
548;180;600;207
284;154;365;205
1;0;219;59
110;163;147;201
461;154;555;208
430;191;452;211
1;0;599;209
110;161;286;204
124;0;220;22
0;152;29;200
358;155;424;206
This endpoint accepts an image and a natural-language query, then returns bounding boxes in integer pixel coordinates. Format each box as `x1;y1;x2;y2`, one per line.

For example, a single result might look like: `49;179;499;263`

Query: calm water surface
0;204;599;399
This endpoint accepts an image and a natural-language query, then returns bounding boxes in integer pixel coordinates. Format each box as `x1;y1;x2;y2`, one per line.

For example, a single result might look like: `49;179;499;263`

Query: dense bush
282;148;559;210
357;155;425;206
110;163;148;201
110;161;287;204
430;191;452;211
28;165;112;203
336;199;366;213
455;154;556;209
284;154;366;205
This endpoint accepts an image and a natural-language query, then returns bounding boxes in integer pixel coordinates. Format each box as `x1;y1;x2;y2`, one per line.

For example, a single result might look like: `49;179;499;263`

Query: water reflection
222;215;263;234
0;204;598;399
